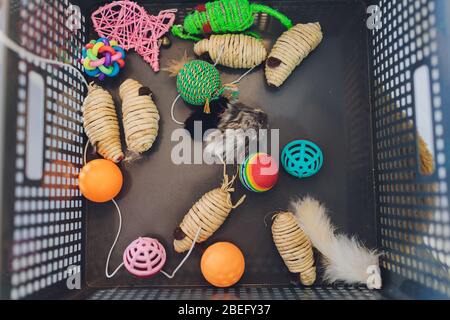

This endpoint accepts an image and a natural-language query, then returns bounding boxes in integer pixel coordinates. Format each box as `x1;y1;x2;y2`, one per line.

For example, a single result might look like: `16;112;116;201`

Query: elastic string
231;65;257;85
170;94;184;125
160;226;202;279
0;30;89;89
213;44;225;67
105;198;125;278
103;201;201;280
83;141;89;166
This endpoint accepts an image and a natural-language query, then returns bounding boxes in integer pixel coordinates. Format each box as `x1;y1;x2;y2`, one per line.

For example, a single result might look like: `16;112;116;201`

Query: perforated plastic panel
3;0;87;299
87;285;382;300
371;0;450;297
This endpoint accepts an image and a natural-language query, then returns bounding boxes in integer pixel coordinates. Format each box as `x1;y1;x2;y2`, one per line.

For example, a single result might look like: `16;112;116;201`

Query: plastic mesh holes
281;140;323;178
9;0;86;300
372;0;450;297
88;285;382;300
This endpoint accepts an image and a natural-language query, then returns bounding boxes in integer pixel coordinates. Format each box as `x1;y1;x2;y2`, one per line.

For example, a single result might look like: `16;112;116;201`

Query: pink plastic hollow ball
123;237;166;278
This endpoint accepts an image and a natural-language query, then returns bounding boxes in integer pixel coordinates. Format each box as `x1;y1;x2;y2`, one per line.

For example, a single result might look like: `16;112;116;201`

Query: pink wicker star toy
91;0;176;72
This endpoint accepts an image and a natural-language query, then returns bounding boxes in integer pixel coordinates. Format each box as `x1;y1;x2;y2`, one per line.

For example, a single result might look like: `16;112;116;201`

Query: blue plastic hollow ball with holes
281;140;323;178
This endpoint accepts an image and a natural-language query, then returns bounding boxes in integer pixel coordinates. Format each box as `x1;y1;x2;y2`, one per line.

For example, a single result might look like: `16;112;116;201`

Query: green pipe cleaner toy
172;0;293;41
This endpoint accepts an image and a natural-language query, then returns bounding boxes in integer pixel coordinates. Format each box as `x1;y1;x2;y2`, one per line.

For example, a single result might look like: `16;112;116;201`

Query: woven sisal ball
177;60;223;106
123;237;166;278
281;140;323;178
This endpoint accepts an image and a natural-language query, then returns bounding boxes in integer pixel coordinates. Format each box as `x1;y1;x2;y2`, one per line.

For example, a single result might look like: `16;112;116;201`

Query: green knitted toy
172;0;293;41
164;53;238;114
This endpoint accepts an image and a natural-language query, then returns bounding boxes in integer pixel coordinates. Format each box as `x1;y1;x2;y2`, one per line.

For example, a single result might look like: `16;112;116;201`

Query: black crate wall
1;0;87;299
86;285;383;300
371;0;450;298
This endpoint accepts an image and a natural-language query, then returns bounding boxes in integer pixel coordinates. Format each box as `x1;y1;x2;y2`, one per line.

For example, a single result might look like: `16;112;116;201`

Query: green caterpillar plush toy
172;0;293;41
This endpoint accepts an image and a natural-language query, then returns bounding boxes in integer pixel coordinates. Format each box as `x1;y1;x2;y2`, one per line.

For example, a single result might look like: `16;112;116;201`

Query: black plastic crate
0;0;449;300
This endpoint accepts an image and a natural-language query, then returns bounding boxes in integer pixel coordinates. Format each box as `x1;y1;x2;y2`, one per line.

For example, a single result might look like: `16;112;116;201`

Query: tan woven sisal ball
272;211;316;285
265;22;323;87
194;34;267;69
82;83;123;163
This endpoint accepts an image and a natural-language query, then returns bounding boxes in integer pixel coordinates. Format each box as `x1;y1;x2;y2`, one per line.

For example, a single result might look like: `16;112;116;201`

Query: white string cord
213;44;225;67
160;226;202;279
83;141;89;166
103;201;201;279
0;21;199;280
104;207;201;279
170;94;184;125
80;120;126;279
230;66;257;85
105;198;125;278
214;43;257;85
0;22;236;281
0;30;89;89
82;127;124;279
82;139;124;279
83;141;125;278
80;100;196;280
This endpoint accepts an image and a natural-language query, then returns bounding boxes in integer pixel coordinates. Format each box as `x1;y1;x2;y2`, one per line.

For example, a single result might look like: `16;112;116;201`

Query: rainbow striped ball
239;153;279;192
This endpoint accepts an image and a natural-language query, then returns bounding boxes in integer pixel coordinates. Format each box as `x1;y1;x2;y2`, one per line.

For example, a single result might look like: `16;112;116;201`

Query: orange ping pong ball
78;159;123;203
201;242;245;287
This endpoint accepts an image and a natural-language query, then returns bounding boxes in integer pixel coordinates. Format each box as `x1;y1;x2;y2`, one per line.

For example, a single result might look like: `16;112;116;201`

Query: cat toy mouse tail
162;51;193;77
123;151;142;164
251;3;293;30
171;25;202;42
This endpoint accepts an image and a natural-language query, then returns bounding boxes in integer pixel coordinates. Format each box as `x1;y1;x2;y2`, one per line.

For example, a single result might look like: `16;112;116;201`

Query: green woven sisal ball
176;60;223;106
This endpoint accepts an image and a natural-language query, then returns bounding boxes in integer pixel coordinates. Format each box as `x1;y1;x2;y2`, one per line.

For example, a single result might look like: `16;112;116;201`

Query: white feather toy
291;196;382;289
